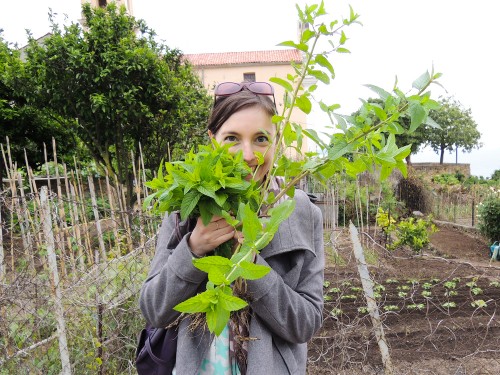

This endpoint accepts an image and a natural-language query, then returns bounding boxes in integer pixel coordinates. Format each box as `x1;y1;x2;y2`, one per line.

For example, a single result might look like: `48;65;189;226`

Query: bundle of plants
144;141;295;334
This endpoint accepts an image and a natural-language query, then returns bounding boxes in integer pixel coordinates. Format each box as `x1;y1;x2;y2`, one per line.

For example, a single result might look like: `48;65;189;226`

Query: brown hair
207;90;276;135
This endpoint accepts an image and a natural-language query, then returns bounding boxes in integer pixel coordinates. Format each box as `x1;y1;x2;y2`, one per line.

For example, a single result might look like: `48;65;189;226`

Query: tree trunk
440;147;445;164
405;154;412;166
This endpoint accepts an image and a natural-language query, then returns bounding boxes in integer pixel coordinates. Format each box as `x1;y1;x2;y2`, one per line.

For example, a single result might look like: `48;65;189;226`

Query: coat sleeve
246;193;325;344
139;213;207;328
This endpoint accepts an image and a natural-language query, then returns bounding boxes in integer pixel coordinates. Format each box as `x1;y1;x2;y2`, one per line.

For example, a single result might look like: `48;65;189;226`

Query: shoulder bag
135;323;178;375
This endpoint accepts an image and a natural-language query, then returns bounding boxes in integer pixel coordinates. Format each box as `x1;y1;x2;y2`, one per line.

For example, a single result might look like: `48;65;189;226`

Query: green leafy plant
441;302;457;309
383;305;399;312
377;209;437;253
443;280;457;289
421;290;432;298
407;303;425;310
330;308;343;317
358;306;369;314
477;195;500;243
489;281;500;288
471;300;488;308
145;1;443;335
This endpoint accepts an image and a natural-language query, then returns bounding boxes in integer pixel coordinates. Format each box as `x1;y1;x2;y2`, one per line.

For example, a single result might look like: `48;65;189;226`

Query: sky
1;0;499;177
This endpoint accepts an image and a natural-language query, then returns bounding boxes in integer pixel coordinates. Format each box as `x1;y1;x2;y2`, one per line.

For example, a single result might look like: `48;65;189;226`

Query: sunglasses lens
215;82;242;96
247;82;274;95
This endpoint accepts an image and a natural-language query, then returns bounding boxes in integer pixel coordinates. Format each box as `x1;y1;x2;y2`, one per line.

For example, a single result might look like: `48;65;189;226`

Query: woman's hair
207;90;276;135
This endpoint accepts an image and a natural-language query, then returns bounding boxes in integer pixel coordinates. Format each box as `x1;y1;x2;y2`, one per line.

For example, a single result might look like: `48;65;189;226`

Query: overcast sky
1;0;498;177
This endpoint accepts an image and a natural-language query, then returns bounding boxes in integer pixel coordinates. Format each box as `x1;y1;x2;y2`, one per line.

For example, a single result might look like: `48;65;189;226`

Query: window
243;73;256;82
98;0;108;7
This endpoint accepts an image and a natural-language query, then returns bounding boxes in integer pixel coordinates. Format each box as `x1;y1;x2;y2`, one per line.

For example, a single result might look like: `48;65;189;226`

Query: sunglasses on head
214;81;276;108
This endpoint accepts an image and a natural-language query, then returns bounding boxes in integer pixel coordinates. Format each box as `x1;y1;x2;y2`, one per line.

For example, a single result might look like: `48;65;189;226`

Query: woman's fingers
189;216;235;256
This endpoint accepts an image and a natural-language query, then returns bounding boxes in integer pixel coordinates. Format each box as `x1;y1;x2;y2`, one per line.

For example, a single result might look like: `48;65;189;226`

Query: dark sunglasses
214;81;276;108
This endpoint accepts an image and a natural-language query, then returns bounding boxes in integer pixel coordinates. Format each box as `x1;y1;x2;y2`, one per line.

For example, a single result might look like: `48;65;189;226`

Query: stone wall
409;163;470;177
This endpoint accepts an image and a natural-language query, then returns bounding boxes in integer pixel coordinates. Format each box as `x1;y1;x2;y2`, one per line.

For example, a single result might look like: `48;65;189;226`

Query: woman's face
211;106;276;182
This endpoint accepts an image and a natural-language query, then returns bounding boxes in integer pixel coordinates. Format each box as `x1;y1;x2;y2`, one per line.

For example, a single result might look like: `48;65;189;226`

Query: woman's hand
188;216;235;257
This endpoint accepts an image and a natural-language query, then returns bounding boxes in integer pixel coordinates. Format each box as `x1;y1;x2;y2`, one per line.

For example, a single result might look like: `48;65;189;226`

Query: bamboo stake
52;138;67;276
26;165;44;255
374;184;383;245
349;222;394;375
131;151;145;248
71;165;94;265
1;144;17;277
331;183;336;230
139;143;156;239
113;173;126;229
62;164;77;274
69;183;85;271
16;172;35;272
115;174;133;253
97;177;112;253
40;187;72;375
0;196;5;283
366;187;370;236
88;176;106;263
25;165;39;246
9;169;30;260
105;171;120;256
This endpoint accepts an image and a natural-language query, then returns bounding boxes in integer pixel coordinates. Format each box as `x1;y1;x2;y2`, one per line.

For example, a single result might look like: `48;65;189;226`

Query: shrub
377;208;437;254
477;195;500;243
396;175;431;214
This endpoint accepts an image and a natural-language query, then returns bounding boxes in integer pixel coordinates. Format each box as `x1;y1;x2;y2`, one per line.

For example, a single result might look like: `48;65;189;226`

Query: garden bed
308;224;500;374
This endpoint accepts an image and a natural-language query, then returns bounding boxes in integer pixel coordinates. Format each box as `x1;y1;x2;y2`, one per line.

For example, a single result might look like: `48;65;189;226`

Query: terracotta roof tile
184;49;302;67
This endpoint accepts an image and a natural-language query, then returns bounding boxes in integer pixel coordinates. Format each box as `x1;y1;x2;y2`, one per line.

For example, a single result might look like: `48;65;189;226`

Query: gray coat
139;189;324;374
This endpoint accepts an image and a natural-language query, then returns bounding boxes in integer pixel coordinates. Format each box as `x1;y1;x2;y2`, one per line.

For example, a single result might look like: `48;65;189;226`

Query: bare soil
308;224;500;375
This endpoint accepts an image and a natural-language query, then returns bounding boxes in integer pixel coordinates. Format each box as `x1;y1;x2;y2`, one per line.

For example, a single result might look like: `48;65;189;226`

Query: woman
139;81;324;374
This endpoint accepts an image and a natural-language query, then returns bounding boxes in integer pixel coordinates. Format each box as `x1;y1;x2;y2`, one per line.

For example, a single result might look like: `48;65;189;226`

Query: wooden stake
88;176;106;263
105;171;120;256
62;164;77;273
16;172;35;272
69;183;85;271
349;222;393;375
52;138;67;276
43;143;52;192
114;174;133;253
131;151;144;247
40;187;72;375
0;195;5;283
71;165;94;266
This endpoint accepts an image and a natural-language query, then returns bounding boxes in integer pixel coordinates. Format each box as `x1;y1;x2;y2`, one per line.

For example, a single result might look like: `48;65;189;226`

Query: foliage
351;98;433;164
491;169;500;181
145;1;443;335
426;96;482;164
477;193;500;243
377;208;437;253
0;36;77;175
21;3;212;204
432;173;461;186
145;141;261;225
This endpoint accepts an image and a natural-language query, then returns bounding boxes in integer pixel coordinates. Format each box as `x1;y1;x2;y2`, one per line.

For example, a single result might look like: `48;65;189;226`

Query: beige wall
193;63;309;158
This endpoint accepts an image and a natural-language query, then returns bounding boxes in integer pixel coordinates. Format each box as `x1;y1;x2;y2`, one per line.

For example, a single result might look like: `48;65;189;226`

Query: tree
0;35;77;178
427;96;482;164
491;169;500;181
351;98;432;164
22;3;211;204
